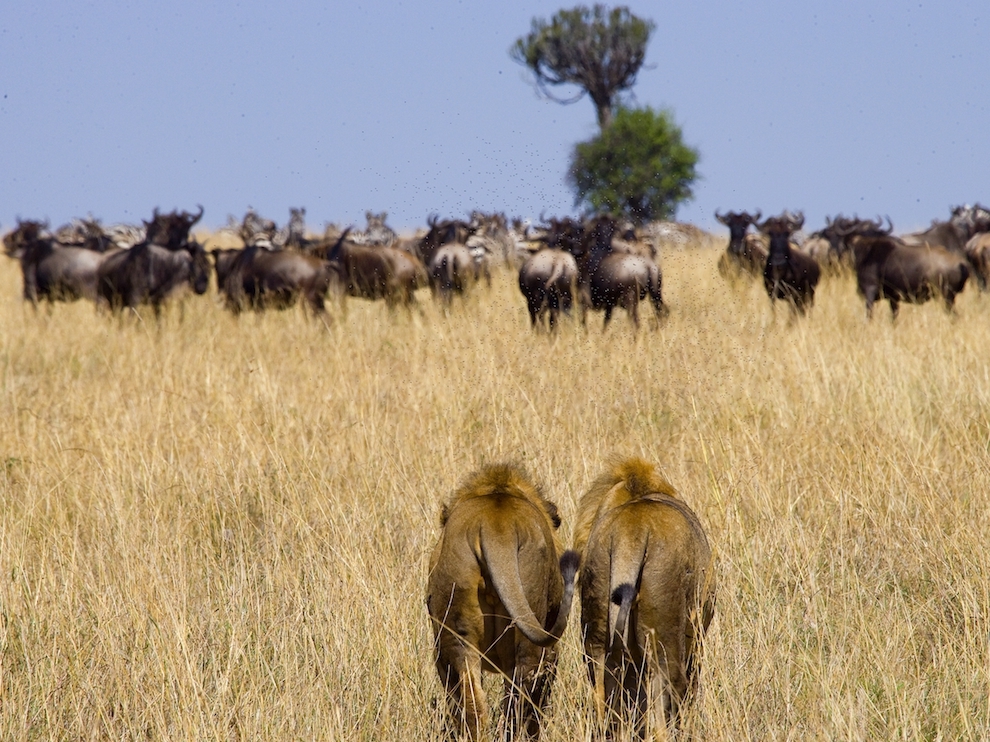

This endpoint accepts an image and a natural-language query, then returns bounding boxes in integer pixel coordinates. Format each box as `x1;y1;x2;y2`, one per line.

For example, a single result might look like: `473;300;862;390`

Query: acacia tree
511;5;654;129
568;106;698;224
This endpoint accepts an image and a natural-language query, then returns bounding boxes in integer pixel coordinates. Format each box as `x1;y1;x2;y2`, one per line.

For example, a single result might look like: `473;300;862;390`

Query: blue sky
1;1;986;233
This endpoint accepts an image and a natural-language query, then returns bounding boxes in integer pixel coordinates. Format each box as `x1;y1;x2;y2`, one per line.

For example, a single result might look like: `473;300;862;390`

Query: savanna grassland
1;236;989;741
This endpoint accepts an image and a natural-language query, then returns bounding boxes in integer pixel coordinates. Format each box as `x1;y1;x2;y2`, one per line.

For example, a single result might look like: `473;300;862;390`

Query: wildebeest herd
716;204;990;318
4;202;989;327
1;205;670;329
427;457;714;740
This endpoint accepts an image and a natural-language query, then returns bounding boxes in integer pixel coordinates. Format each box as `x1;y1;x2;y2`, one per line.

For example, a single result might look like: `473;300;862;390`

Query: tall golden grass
1;239;988;740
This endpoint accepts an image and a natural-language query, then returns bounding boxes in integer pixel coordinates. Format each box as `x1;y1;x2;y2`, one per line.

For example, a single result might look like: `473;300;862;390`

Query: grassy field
1;237;989;740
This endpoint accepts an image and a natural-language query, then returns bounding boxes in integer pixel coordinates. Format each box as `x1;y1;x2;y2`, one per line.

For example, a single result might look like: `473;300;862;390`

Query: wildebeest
96;240;211;316
4;220;118;305
321;229;427;308
144;205;204;251
714;210;766;278
964;232;990;291
759;212;820;314
417;216;486;305
838;217;970;318
517;246;579;330
573;458;715;740
800;215;857;273
901;204;990;254
574;215;666;329
214;243;340;315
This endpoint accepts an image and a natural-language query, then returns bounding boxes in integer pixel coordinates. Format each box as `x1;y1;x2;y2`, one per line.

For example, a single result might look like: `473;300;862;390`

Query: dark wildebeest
759;212;820;314
901;204;990;254
574;215;666;330
800;215;858;273
837;217;970;319
517;247;579;330
144;206;204;251
4;220;118;305
714;210;765;279
320;229;426;308
97;241;211;316
417;216;485;305
215;238;342;315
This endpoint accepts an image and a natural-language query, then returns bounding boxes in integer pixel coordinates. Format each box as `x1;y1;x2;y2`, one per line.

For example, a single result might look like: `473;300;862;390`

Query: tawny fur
427;464;577;741
574;457;714;740
572;457;676;559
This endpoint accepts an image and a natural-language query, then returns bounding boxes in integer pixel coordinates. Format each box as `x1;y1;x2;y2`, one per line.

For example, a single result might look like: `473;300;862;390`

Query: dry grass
1;240;989;740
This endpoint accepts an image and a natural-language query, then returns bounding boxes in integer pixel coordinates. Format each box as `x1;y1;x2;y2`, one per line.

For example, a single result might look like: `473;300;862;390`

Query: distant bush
568;105;698;224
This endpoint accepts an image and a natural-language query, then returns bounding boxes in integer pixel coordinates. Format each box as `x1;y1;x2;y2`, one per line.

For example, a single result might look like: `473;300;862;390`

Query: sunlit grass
1;238;988;740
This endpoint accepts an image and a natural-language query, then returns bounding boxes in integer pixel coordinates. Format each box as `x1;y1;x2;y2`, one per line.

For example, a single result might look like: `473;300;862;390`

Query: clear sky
1;1;986;234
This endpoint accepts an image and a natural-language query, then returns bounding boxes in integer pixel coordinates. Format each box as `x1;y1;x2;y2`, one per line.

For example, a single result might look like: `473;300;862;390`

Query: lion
426;464;580;741
574;458;715;740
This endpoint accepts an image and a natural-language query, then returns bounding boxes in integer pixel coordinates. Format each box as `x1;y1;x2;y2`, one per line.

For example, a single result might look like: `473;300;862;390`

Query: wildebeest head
715;209;761;253
581;214;620;257
145;206;204;250
187;242;211;295
4;219;49;258
419;215;475;263
759;212;804;264
537;216;584;254
832;215;893;263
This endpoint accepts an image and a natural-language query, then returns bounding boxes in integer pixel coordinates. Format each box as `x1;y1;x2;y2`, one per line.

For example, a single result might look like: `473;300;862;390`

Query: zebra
347;211;398;247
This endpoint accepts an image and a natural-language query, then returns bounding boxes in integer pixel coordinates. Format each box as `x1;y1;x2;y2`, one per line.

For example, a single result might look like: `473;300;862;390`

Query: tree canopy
568;106;698;224
511;5;654;129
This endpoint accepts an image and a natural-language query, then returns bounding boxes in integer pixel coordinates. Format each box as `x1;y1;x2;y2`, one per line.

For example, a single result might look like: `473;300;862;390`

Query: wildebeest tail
543;259;565;291
325;227;352;262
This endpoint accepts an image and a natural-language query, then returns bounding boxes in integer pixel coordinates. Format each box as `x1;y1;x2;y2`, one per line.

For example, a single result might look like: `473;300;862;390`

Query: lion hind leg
503;648;557;740
458;652;487;741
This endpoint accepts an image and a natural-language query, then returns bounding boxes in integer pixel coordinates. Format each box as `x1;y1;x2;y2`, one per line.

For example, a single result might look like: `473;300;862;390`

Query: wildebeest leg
629;297;640;330
942;290;958;313
888;298;899;320
527;300;539;328
308;290;326;316
602;306;613;330
862;287;879;320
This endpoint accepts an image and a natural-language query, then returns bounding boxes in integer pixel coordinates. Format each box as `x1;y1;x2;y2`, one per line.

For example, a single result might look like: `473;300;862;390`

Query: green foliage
568;106;699;224
510;5;654;129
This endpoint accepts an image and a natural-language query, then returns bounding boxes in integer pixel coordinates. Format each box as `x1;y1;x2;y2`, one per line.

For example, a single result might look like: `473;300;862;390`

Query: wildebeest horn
189;204;204;226
749;210;761;223
788;211;805;230
714;209;727;224
427;214;438;228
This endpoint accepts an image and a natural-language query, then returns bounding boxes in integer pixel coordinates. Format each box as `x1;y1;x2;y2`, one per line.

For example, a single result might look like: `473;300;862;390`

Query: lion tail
611;583;637;649
480;529;578;648
606;530;649;651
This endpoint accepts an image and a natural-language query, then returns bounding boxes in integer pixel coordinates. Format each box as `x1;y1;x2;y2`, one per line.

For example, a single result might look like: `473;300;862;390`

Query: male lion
574;458;715;740
426;464;580;741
